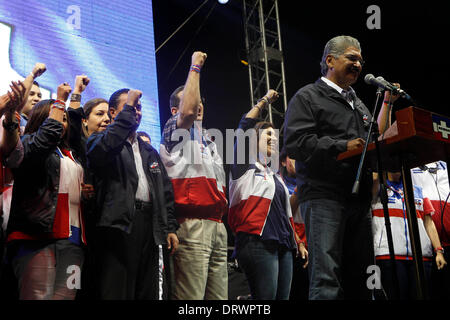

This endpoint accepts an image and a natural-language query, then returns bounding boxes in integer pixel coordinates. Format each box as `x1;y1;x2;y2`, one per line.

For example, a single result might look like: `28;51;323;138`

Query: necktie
342;89;355;102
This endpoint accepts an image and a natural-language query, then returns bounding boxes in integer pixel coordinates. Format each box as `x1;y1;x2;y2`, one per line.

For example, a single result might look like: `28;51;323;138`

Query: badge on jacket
149;161;161;174
362;114;370;128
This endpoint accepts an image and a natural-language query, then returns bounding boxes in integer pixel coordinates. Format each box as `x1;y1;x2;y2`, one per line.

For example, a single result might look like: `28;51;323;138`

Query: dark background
152;0;449;138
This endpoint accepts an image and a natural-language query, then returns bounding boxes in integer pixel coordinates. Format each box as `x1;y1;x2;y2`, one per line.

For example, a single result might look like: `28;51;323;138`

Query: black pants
92;202;163;300
289;255;309;300
431;246;450;300
377;259;432;300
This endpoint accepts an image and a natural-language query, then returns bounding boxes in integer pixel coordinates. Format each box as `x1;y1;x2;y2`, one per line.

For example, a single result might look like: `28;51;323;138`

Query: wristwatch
70;93;82;102
2;119;19;132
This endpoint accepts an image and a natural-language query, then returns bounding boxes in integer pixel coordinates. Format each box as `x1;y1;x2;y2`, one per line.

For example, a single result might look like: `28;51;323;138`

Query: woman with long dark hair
76;97;110;300
5;80;88;300
74;98;110;204
228;89;307;300
82;98;110;137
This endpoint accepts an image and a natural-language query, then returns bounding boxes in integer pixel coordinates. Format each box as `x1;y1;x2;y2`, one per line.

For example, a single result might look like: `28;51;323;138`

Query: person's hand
126;89;142;107
0;93;11;112
192;51;207;68
31;63;47;79
8;80;26;106
436;252;447;270
298;242;309;268
264;89;279;104
167;232;179;255
5;81;26;112
73;75;90;94
81;183;95;200
383;82;401;104
57;82;72;102
0;81;25;117
347;138;365;151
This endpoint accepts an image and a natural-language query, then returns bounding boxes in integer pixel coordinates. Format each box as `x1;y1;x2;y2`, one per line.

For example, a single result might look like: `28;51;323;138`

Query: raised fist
73;75;90;94
126;89;142;107
57;82;72;102
32;63;47;79
192;51;207;67
265;89;279;104
383;82;401;104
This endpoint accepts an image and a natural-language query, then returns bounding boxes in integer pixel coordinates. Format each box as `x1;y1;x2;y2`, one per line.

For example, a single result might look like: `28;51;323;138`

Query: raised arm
230;90;279;180
245;89;279;120
17;63;47;114
377;83;401;135
67;75;89;154
21;83;71;163
1;81;26;158
69;74;90;110
49;83;72;124
87;89;142;167
176;51;207;130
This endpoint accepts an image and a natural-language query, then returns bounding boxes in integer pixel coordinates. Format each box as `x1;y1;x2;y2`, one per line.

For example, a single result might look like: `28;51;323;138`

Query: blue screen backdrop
0;0;160;146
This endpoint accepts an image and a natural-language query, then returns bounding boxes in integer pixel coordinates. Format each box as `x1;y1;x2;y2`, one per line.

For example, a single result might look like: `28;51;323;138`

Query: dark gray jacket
283;78;373;202
87;104;178;244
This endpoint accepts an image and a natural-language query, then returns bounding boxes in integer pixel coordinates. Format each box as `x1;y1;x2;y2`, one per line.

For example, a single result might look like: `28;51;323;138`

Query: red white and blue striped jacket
160;115;228;223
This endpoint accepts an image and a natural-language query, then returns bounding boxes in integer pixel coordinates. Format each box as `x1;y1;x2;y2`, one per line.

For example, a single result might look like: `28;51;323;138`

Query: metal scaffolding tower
242;0;288;124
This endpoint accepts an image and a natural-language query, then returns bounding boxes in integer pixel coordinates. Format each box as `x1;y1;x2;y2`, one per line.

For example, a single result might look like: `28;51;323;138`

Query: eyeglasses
343;54;365;66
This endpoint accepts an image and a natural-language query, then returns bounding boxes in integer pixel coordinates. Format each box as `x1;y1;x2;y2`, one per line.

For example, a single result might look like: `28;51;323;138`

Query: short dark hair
254;121;274;152
137;131;151;143
254;121;274;135
169;85;184;109
109;88;129;110
32;81;40;87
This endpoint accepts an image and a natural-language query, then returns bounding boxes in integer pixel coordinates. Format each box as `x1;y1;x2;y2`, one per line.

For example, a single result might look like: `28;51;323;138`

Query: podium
338;106;450;299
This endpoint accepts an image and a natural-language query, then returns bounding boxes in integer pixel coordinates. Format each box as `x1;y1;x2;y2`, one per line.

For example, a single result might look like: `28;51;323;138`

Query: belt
135;199;152;211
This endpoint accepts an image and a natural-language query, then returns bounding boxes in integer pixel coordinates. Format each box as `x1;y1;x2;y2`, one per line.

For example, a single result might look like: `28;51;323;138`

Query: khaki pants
171;219;228;300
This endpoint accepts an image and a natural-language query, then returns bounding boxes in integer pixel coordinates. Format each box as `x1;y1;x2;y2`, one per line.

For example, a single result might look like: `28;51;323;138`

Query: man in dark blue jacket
87;88;179;300
283;35;374;300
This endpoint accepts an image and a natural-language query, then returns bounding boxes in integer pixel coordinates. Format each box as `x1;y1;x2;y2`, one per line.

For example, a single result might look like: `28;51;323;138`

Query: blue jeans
300;198;374;300
236;234;294;300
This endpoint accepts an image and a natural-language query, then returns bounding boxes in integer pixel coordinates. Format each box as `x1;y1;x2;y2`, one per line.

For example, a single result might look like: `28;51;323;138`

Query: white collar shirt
127;135;151;202
321;76;355;109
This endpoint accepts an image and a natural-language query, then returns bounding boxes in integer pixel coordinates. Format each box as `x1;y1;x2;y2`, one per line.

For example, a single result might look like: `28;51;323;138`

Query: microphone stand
352;87;400;299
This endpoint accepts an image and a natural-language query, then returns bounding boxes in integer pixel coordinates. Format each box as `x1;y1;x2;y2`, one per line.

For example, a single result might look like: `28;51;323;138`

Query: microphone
364;74;412;101
376;76;412;101
364;74;389;90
